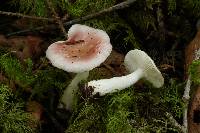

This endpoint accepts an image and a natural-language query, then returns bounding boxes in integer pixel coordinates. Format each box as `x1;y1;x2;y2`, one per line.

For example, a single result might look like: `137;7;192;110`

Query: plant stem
59;71;89;111
45;0;68;38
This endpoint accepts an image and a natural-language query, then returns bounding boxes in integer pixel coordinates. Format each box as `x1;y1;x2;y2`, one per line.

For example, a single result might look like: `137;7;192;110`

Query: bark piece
185;30;200;133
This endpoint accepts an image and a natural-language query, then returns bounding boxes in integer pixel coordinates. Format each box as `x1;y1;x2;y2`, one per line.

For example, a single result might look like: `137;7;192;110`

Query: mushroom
46;24;112;110
84;49;164;96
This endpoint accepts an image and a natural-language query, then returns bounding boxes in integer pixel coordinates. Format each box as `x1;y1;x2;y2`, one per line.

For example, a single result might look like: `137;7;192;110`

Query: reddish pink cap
46;24;112;73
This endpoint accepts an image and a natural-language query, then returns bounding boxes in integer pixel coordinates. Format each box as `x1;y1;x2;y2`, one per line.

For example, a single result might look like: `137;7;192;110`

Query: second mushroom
83;49;164;96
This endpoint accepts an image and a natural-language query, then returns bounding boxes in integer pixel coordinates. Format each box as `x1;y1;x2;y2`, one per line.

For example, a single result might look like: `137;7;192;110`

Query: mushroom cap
124;49;164;88
46;24;112;73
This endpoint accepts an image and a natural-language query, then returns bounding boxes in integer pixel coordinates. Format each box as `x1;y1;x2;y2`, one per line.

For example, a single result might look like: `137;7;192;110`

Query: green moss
126;80;184;132
67;78;184;133
10;0;117;17
129;10;157;32
0;51;184;133
66;102;105;133
0;54;69;110
106;110;132;133
31;66;69;99
66;0;116;17
0;54;34;88
167;0;177;15
0;85;35;133
67;89;135;133
10;0;67;17
106;89;134;133
159;79;185;119
180;0;200;17
189;60;200;85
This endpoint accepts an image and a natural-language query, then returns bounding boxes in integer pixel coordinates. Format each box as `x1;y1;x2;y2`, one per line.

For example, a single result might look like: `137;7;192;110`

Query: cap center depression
55;36;101;62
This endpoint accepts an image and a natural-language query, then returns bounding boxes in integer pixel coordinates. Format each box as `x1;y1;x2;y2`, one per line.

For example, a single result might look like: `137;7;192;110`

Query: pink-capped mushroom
46;24;112;73
46;24;112;110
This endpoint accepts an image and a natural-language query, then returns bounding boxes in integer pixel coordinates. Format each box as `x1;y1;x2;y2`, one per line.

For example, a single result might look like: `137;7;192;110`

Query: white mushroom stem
89;68;144;96
183;75;191;100
59;71;89;110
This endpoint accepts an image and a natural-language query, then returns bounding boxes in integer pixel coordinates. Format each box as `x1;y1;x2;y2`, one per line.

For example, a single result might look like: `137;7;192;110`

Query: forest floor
0;1;200;133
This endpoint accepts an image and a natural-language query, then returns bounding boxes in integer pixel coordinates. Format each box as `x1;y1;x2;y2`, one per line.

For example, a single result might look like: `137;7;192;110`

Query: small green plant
0;54;69;110
0;85;35;133
106;89;134;133
189;60;200;85
66;0;116;17
159;79;185;119
31;66;69;101
10;0;67;17
66;101;105;133
167;0;177;15
0;54;35;88
180;0;200;17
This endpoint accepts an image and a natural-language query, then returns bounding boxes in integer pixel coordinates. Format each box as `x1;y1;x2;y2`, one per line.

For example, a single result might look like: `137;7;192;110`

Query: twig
183;76;191;101
6;24;56;36
182;48;200;132
182;76;191;133
165;112;185;133
195;48;200;59
6;0;137;36
183;107;188;133
0;10;55;22
45;0;68;38
63;0;136;25
157;5;165;34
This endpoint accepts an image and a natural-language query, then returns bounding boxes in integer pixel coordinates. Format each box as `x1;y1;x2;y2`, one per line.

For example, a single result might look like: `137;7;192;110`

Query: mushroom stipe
83;49;164;96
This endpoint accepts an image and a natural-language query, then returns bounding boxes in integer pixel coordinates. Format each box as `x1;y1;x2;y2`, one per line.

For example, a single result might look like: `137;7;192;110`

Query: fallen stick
6;0;137;36
165;112;185;133
0;10;55;21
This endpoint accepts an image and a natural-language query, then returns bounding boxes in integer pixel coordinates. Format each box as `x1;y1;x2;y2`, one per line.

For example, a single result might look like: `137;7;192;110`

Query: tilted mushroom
46;24;112;110
83;49;164;96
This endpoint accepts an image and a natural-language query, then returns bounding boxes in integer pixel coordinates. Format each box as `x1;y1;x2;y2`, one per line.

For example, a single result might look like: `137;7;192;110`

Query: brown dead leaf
0;72;17;91
103;50;126;76
8;36;44;61
0;35;8;46
26;101;44;123
104;50;124;66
